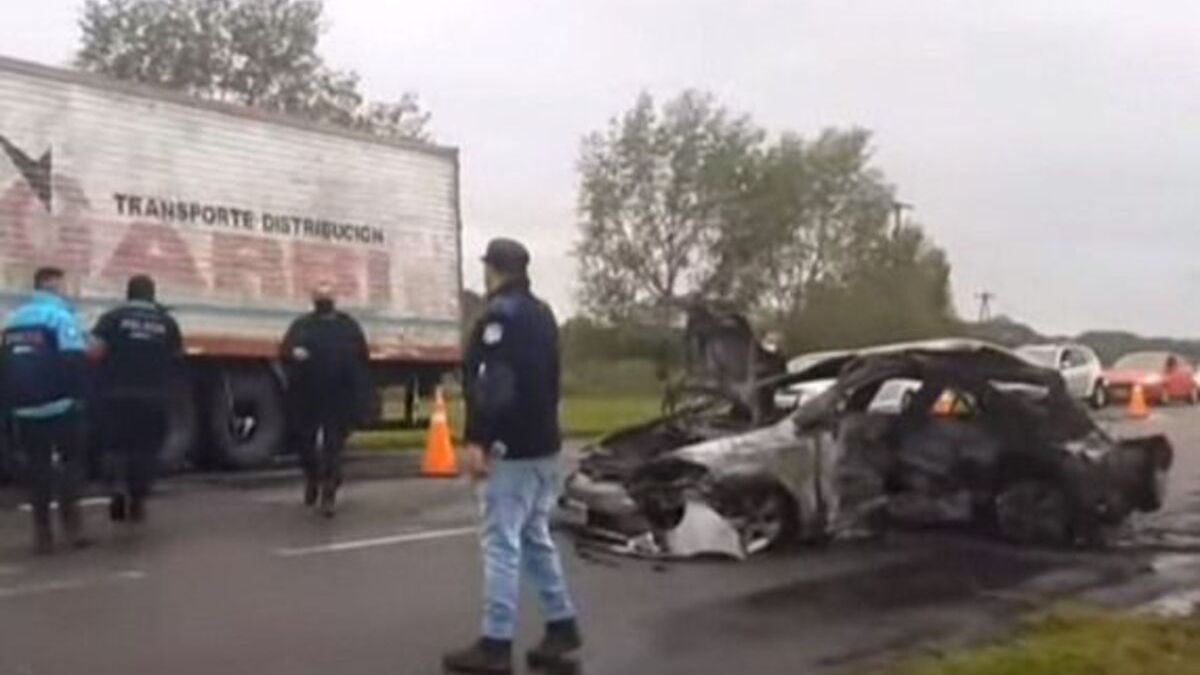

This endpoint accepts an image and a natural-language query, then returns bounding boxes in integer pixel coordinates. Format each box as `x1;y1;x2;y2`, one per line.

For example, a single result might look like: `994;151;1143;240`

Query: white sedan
1016;343;1108;409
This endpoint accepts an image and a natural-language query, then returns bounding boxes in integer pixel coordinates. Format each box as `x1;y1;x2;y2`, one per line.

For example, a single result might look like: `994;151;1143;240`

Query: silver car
1017;343;1107;409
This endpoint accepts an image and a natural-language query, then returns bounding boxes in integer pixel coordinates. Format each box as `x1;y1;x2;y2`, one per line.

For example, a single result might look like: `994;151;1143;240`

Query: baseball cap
481;238;531;273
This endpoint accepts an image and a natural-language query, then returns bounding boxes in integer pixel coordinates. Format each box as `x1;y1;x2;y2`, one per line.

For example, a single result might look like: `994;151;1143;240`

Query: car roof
788;338;1027;382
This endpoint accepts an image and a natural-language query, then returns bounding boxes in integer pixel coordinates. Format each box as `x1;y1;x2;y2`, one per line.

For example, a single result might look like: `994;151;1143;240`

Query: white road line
17;497;111;513
0;570;145;600
275;526;477;558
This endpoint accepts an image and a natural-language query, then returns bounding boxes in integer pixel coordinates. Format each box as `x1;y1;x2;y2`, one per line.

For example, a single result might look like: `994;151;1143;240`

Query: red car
1105;351;1198;405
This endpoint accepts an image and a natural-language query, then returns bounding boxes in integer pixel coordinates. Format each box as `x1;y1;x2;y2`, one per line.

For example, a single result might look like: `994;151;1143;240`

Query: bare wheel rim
737;490;787;553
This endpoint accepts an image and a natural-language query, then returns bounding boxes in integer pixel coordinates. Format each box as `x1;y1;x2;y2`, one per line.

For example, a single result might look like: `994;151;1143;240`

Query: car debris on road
563;339;1174;560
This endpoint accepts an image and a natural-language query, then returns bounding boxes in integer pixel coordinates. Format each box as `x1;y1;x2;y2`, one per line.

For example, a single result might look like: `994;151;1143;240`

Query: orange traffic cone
1127;383;1149;420
420;388;458;477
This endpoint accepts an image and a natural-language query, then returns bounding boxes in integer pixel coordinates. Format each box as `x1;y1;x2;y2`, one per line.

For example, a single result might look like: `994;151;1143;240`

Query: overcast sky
4;1;1199;336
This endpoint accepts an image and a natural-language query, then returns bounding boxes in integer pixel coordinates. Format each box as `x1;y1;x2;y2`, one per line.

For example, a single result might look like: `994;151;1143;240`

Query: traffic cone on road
421;388;459;477
1127;383;1149;420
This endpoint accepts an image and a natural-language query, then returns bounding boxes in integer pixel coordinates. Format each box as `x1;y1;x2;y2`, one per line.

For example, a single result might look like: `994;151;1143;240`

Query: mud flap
664;500;746;560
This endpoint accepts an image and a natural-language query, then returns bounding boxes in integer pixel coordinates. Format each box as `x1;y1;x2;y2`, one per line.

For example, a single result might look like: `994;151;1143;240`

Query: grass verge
883;608;1200;675
347;394;662;451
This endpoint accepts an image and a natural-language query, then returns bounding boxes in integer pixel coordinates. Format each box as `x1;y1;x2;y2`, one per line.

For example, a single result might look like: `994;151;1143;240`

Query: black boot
527;619;582;671
442;638;512;674
318;480;338;518
303;477;319;507
128;496;146;524
110;493;128;522
32;516;54;555
60;501;92;550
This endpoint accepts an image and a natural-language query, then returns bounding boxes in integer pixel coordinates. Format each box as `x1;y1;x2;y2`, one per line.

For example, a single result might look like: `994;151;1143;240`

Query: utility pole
976;290;995;323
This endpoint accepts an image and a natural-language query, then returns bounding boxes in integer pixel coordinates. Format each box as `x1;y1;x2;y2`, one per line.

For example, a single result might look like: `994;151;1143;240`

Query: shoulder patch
482;322;504;345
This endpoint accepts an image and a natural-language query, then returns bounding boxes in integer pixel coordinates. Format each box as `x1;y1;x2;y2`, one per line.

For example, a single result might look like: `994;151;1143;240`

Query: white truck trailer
0;55;462;469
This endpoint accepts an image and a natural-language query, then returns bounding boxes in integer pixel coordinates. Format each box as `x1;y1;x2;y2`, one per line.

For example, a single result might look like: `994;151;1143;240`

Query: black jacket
281;308;370;421
463;281;561;459
92;300;184;400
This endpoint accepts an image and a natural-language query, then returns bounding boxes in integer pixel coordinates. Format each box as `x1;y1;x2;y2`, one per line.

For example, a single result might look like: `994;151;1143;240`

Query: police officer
443;239;581;675
281;280;370;517
92;275;184;524
1;267;90;553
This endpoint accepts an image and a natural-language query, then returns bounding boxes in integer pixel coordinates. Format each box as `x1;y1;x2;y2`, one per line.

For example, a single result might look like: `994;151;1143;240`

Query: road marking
275;526;477;558
0;570;145;600
17;497;111;513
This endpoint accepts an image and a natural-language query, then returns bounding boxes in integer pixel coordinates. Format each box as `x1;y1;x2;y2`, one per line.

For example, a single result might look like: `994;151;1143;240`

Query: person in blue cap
443;238;582;675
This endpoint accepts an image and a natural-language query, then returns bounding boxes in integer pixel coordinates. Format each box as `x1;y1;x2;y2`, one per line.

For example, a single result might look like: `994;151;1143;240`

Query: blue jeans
478;456;576;640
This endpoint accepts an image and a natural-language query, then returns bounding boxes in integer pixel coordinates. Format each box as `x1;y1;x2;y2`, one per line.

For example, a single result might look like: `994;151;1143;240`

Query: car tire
1089;382;1108;410
994;481;1073;547
721;482;798;554
207;366;286;470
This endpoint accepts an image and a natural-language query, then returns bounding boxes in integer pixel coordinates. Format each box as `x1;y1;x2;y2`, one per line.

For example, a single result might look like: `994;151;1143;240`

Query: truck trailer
0;55;462;470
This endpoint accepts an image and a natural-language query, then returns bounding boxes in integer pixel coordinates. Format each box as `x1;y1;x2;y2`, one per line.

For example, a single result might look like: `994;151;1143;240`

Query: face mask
314;299;335;314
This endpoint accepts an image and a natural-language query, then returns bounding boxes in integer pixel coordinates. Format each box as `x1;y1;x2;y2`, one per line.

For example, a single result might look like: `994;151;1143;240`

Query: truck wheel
159;384;199;473
208;367;285;470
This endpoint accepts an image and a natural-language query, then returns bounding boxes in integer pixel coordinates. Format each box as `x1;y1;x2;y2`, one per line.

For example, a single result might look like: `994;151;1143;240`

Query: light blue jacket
3;290;87;418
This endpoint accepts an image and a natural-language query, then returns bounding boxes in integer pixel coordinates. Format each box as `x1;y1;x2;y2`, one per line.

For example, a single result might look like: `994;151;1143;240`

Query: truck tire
208;366;285;470
159;384;199;473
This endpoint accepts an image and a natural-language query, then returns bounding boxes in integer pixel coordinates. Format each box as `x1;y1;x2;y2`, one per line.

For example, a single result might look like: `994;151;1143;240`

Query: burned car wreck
562;340;1174;559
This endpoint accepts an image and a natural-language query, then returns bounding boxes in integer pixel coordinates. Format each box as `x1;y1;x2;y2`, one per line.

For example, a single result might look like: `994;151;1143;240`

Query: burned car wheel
714;481;798;554
994;481;1072;546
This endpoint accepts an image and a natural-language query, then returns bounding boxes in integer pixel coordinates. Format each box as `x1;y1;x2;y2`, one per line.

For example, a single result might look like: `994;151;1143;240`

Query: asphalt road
3;406;1200;675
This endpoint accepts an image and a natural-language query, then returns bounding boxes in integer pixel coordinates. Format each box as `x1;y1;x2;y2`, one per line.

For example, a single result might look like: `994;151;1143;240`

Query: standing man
443;239;581;675
92;275;184;524
0;267;90;553
281;280;370;517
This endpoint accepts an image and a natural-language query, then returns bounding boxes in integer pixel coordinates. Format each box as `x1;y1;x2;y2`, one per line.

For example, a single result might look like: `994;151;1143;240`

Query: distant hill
961;315;1200;366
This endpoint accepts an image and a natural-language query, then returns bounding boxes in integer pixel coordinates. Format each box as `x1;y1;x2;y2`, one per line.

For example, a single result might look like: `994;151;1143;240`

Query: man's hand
292;346;310;362
463;443;488;482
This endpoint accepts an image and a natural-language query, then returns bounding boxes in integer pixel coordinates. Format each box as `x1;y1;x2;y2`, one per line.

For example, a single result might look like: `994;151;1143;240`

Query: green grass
883;609;1200;675
558;394;662;439
346;394;662;452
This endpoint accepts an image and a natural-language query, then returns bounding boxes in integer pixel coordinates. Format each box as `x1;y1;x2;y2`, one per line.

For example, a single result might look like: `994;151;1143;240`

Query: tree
710;129;898;323
786;224;958;351
575;91;762;323
75;0;431;141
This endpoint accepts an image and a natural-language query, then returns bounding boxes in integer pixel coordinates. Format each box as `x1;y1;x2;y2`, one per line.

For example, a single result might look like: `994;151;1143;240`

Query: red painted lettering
367;249;391;307
292;242;361;301
212;233;287;299
0;179;93;282
102;221;204;292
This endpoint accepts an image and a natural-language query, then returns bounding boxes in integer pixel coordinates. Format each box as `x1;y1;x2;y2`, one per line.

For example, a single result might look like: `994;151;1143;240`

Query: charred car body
563;340;1173;559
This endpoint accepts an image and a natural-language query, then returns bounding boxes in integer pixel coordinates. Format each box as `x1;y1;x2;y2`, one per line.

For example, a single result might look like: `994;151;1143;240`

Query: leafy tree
575;91;762;322
76;0;430;141
786;224;958;351
711;129;898;323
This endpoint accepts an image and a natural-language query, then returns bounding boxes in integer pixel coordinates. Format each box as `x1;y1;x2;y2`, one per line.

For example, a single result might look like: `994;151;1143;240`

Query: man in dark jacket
92;275;184;524
443;239;581;675
281;280;370;517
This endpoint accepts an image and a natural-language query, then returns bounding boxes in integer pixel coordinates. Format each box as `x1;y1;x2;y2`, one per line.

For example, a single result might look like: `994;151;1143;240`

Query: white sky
4;0;1200;335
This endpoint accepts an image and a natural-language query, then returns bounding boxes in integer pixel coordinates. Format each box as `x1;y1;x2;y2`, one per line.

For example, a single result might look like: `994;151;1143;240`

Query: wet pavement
2;406;1200;674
